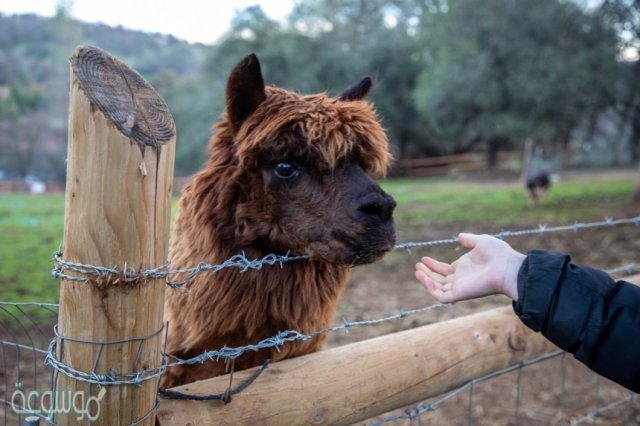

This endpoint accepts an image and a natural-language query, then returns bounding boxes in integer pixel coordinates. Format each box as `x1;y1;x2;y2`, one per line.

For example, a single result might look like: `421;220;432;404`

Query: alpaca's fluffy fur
162;55;395;387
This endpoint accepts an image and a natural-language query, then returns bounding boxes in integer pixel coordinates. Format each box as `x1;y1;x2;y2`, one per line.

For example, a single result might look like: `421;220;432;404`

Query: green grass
0;194;65;304
382;178;636;227
0;174;636;304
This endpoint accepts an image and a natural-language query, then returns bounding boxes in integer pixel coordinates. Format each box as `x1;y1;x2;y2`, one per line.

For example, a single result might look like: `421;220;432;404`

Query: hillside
0;12;214;179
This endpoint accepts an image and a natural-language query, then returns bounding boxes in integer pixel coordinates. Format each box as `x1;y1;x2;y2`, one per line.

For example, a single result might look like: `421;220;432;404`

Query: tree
414;0;621;167
287;0;438;158
201;2;438;159
599;0;640;162
0;84;47;178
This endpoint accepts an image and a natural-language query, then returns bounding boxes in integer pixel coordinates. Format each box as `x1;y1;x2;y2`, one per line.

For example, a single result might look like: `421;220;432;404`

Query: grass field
0;170;637;304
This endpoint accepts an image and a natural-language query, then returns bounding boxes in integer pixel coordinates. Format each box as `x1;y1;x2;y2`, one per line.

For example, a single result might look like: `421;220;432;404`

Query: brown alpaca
162;54;396;387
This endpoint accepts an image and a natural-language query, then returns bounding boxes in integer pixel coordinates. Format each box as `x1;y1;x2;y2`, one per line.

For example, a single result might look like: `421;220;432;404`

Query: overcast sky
0;0;296;44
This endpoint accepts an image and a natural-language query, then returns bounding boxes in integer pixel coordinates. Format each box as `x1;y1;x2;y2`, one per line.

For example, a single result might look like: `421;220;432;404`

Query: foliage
0;0;638;179
0;12;210;178
599;0;640;161
414;0;621;162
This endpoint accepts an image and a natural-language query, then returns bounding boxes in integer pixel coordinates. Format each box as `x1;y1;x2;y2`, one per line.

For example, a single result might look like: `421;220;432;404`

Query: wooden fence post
55;46;175;425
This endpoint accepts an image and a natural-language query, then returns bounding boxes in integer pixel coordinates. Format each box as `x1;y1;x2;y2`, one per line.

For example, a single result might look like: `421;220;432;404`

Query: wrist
501;251;526;300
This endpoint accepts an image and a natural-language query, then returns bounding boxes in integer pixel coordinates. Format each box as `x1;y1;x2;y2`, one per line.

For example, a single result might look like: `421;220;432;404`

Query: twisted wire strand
51;215;640;288
51;251;309;289
44;302;452;386
394;215;640;249
43;324;166;386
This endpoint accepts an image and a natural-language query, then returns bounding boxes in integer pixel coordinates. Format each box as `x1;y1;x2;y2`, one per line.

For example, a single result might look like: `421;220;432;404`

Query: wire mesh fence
0;303;58;426
371;351;640;425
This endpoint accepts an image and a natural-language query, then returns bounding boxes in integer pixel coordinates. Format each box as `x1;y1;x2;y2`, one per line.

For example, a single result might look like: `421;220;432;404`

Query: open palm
415;234;524;303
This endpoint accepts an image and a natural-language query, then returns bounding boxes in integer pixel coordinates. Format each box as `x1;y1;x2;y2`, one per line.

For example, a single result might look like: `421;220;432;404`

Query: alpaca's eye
273;162;301;179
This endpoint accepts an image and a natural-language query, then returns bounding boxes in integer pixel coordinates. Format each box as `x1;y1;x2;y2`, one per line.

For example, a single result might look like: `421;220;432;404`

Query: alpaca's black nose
357;192;396;222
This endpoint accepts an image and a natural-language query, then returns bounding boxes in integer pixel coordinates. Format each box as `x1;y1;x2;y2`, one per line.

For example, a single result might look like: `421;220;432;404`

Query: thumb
458;233;480;249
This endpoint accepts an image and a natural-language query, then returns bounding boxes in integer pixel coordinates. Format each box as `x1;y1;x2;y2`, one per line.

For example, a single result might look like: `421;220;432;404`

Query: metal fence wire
0;303;58;426
1;216;639;425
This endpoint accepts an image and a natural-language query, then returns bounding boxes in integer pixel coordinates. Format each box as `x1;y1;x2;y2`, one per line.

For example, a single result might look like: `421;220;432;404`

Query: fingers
414;268;455;304
416;262;452;289
420;256;454;276
416;261;445;281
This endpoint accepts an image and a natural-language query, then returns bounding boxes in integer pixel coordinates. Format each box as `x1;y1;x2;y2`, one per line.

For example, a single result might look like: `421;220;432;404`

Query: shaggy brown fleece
162;54;395;387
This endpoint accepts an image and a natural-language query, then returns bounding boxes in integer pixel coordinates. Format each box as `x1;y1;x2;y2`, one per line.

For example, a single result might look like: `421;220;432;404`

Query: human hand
415;234;525;303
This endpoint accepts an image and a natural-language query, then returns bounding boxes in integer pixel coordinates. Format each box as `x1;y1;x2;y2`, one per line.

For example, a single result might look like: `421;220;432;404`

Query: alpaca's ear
337;77;373;101
226;53;266;133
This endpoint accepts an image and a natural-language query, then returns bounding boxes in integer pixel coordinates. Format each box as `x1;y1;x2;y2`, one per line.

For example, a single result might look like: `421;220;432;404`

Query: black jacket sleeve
513;250;640;393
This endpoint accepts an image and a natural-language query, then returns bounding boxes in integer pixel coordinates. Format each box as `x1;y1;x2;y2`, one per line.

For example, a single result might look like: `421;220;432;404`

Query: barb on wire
51;215;640;289
45;302;451;386
52;251;309;289
603;263;640;276
394;215;640;249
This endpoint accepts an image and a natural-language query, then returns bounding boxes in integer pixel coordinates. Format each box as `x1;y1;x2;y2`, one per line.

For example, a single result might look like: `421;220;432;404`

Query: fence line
45;303;454;386
390;150;521;177
3;215;639;424
51;215;640;289
43;262;640;389
38;215;640;389
395;215;640;249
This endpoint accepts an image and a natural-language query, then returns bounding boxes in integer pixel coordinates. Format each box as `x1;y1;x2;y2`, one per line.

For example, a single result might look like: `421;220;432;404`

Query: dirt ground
327;170;640;425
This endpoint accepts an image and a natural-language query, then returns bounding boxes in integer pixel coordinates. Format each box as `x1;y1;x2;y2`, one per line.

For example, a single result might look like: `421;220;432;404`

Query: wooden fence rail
158;306;553;425
157;275;640;425
392;150;522;177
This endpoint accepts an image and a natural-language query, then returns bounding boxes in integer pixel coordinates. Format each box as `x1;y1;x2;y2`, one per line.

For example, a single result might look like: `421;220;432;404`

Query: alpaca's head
218;54;396;266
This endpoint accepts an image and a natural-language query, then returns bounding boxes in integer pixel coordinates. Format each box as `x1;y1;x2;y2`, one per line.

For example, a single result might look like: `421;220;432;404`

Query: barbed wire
51;215;640;288
43;324;167;386
4;214;637;426
51;251;309;289
0;216;640;425
603;263;640;276
34;214;640;388
44;302;452;386
394;215;640;249
20;253;640;387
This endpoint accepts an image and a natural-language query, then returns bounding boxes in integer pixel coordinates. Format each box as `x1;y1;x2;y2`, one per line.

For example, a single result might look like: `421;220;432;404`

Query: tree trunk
487;137;508;170
630;101;640;164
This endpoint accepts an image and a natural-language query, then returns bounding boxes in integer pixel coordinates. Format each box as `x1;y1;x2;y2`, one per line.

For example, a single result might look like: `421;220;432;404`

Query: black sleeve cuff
512;250;569;332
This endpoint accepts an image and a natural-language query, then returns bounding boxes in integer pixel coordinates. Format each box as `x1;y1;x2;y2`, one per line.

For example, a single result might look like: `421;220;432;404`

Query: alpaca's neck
169;247;350;353
169;175;351;352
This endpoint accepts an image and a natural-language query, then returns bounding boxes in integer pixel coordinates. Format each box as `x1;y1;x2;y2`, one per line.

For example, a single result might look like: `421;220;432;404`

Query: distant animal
526;172;551;203
162;54;396;387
